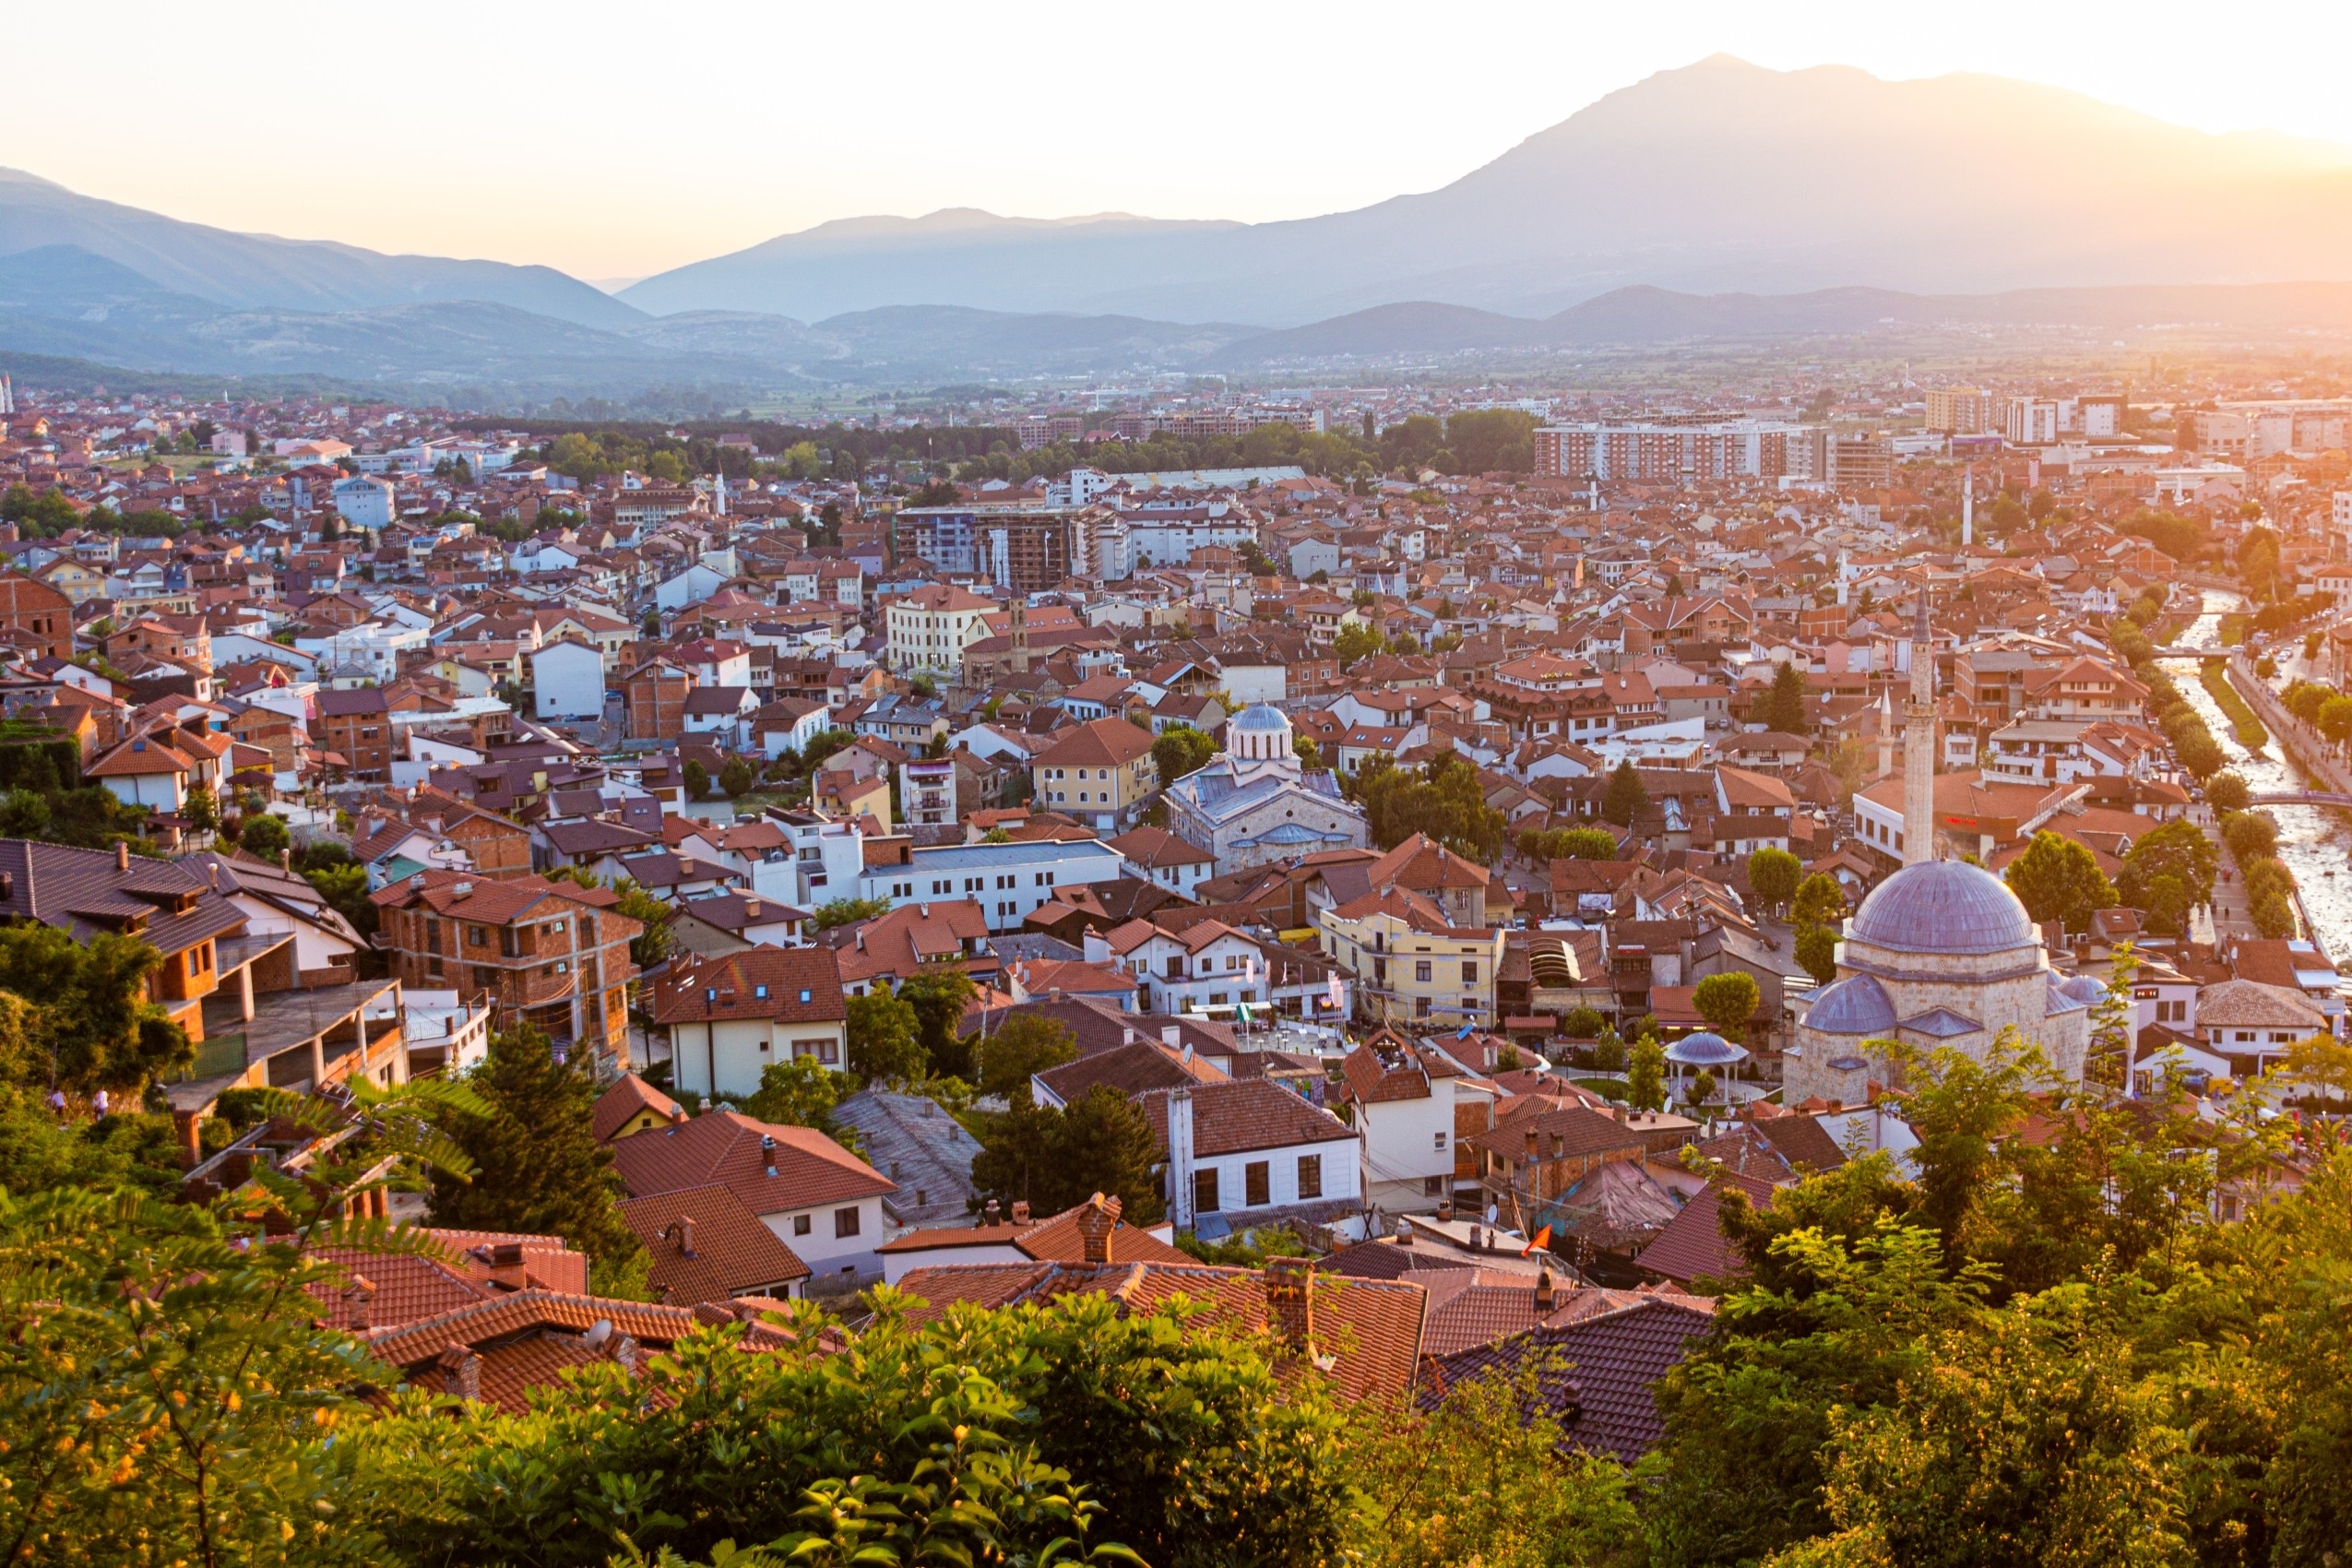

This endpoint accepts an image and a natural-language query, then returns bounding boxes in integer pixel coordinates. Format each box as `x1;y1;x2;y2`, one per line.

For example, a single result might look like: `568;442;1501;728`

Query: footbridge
2248;791;2352;809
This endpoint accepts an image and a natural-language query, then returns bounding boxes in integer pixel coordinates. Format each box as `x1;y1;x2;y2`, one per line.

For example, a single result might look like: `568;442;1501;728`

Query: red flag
1521;1224;1552;1258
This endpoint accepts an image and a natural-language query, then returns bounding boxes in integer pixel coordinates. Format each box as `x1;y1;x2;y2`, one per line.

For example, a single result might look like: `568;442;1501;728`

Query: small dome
2060;975;2107;1005
1229;704;1292;731
1804;973;1896;1035
2046;974;2097;1016
1850;861;2038;956
1665;1031;1748;1066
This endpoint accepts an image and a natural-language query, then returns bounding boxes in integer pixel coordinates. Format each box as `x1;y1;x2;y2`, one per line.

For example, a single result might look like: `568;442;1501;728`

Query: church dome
1849;861;2037;956
1229;703;1290;731
1227;703;1295;763
1804;973;1896;1035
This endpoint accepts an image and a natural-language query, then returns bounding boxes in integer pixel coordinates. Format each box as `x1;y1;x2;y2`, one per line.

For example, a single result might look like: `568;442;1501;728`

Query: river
2162;590;2352;957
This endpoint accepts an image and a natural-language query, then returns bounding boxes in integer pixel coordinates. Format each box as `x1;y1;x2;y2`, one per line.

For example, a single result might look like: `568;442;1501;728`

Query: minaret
1875;689;1894;782
1902;581;1937;865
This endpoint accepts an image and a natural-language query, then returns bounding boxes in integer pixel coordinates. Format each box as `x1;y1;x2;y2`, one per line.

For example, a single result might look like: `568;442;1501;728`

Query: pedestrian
46;1087;65;1119
91;1087;109;1119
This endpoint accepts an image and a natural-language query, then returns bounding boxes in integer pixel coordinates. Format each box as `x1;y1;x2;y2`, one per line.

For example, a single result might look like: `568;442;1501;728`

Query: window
835;1206;861;1238
1244;1160;1270;1207
1423;1175;1445;1197
1415;960;1431;983
793;1214;812;1236
1193;1168;1219;1215
1297;1154;1322;1200
1462;961;1479;983
1433;1131;1448;1151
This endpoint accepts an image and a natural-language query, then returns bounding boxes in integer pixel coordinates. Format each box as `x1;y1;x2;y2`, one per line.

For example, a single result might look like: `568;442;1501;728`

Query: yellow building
1316;889;1503;1029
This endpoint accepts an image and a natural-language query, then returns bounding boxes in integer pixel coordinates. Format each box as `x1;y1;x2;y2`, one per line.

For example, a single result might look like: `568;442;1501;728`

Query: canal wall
2225;659;2346;956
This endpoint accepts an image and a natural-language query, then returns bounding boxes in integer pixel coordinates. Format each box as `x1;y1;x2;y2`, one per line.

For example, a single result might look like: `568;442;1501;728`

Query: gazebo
1663;1030;1750;1104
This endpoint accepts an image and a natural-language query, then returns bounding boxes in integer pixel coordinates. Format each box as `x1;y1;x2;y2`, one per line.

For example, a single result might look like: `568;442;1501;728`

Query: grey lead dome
1848;860;2038;956
1803;973;1897;1035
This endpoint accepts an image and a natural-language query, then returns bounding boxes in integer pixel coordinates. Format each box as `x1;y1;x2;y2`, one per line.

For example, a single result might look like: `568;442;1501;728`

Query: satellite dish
583;1319;613;1349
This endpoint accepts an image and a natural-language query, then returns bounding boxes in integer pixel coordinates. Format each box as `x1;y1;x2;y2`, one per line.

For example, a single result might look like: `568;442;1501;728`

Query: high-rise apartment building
1533;421;1817;483
1926;387;1995;434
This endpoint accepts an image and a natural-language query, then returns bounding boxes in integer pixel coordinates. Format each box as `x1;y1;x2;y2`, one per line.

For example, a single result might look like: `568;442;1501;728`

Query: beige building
1031;717;1158;833
1316;890;1503;1029
885;584;994;680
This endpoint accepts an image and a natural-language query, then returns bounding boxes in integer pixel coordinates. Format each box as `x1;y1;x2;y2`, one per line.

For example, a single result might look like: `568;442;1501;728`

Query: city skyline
9;1;2352;281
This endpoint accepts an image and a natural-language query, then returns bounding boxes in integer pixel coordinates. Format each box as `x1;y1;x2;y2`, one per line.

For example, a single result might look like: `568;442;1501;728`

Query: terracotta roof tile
621;1183;813;1306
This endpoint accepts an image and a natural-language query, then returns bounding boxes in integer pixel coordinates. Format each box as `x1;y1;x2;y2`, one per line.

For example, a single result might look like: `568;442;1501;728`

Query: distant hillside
623;56;2352;325
0;168;642;329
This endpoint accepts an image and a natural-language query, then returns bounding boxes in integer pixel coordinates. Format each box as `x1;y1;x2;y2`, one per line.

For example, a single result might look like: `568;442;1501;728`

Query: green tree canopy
973;1012;1078;1106
1351;753;1506;861
1149;724;1218;785
2002;830;2119;934
1626;1035;1667;1111
968;1084;1165;1223
1748;847;1803;913
425;1024;644;1291
1759;659;1811;734
1601;761;1648;828
897;968;980;1080
0;922;188;1094
845;990;927;1087
1693;970;1762;1044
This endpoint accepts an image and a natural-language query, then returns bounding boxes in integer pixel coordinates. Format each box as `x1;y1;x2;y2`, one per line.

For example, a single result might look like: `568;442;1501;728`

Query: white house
530;638;606;722
1338;1031;1467;1213
609;1110;897;1283
332;475;396;532
655;563;731;612
1149;1080;1360;1229
861;837;1131;934
651;947;852;1096
1091;918;1271;1017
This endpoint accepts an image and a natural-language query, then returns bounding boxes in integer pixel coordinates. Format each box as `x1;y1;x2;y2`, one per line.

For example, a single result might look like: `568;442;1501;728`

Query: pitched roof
593;1072;683;1142
1140;1079;1355;1157
1033;715;1155;769
1420;1296;1717;1463
646;946;849;1026
1633;1171;1777;1285
620;1183;813;1305
608;1109;896;1214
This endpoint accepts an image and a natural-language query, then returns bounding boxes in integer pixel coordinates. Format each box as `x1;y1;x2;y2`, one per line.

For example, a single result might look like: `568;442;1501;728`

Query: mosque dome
2058;974;2108;1006
1804;973;1897;1036
1665;1031;1748;1067
1849;861;2037;956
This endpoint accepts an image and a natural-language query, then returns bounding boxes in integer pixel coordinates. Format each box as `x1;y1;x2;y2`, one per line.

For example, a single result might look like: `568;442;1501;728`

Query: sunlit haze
7;0;2352;281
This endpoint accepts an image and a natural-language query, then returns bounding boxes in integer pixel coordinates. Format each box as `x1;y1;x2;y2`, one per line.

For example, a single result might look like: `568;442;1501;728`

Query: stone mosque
1785;593;2094;1105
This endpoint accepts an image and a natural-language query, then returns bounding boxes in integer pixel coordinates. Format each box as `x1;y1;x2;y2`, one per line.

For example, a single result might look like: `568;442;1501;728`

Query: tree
683;758;711;801
2220;810;2278;862
1795;923;1839;985
2205;770;2251;813
974;1012;1079;1106
1693;971;1761;1045
1351;753;1506;861
1748;847;1802;914
811;896;891;931
1626;1035;1666;1111
1760;659;1811;734
2322;694;2352;753
0;922;189;1094
426;1024;645;1293
2087;944;2139;1088
1683;1067;1718;1109
1332;623;1388;669
303;861;379;941
239;812;290;861
1562;1005;1607;1039
611;877;674;970
2115;817;2215;933
183;781;219;837
846;991;927;1087
742;1053;857;1152
968;1085;1164;1222
1150;725;1218;785
897;968;980;1080
1591;1028;1627;1074
1793;872;1847;930
1519;826;1620;861
719;755;756;797
1601;760;1648;828
2002;830;2118;934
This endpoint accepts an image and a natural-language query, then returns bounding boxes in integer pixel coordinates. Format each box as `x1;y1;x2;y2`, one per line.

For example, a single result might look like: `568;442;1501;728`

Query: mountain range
11;56;2352;394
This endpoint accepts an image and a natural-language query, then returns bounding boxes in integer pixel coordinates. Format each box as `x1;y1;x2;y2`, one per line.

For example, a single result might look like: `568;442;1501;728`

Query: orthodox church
1161;704;1368;873
1785;595;2094;1105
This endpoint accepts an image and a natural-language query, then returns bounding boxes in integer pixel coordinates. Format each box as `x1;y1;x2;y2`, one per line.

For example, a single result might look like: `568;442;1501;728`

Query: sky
8;0;2352;284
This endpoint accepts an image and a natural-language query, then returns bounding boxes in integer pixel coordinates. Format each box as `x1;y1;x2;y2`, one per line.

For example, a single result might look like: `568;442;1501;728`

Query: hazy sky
9;1;2352;283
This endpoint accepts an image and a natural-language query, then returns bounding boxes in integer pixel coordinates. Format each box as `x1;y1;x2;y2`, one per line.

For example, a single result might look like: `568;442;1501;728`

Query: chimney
985;1196;1002;1226
1535;1265;1556;1313
1166;1087;1196;1228
1011;1200;1031;1224
1524;1127;1538;1161
279;847;291;872
345;1275;375;1332
1264;1255;1315;1350
1075;1194;1116;1265
610;1333;640;1373
669;1103;687;1128
207;861;219;890
488;1241;528;1290
671;1217;697;1258
1613;1102;1627;1124
437;1344;481;1402
760;1134;777;1176
115;841;129;872
1160;1025;1181;1049
744;896;761;919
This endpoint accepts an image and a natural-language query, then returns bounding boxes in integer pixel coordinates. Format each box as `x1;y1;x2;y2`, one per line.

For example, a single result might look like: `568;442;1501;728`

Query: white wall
1357;1091;1455;1211
764;1193;889;1280
532;640;606;720
670;1018;849;1099
1186;1140;1357;1218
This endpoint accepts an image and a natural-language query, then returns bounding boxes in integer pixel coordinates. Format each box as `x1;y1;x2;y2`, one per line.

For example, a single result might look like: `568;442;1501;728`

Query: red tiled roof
647;946;848;1026
1139;1079;1354;1158
594;1073;683;1142
609;1108;895;1215
621;1183;812;1306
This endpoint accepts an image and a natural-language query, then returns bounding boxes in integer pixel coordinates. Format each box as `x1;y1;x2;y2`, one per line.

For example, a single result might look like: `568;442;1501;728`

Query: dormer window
754;984;768;999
